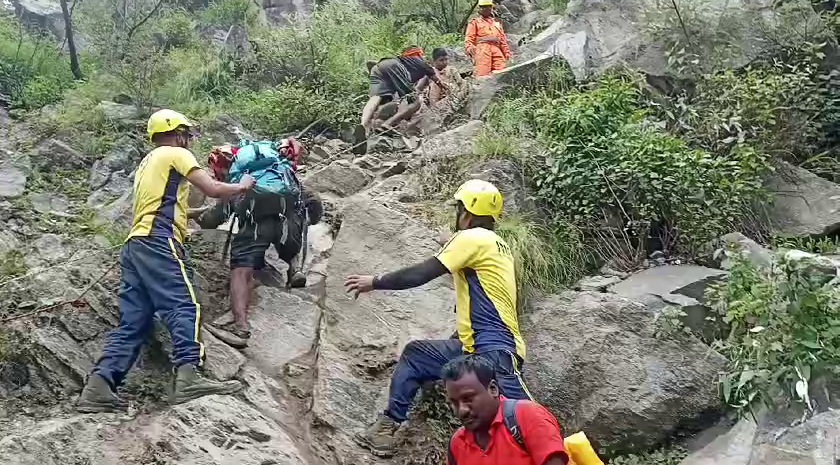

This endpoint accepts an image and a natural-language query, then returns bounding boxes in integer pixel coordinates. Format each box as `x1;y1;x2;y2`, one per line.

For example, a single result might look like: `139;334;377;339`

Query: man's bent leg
356;338;463;457
361;95;383;129
481;350;533;400
385;338;463;422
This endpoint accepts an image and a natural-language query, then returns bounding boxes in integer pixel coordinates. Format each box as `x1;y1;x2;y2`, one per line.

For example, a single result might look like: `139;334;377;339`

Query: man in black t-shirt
354;46;448;154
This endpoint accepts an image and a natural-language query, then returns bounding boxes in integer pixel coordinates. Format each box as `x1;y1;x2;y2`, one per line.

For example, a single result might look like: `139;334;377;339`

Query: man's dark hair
456;201;496;231
432;48;448;60
441;354;497;388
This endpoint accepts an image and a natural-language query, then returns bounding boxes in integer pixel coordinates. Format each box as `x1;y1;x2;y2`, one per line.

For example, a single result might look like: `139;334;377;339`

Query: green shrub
0;13;74;108
707;251;840;415
233;83;331;135
769;235;840;255
612;445;688;465
199;0;258;27
158;8;199;49
532;74;771;254
390;0;475;34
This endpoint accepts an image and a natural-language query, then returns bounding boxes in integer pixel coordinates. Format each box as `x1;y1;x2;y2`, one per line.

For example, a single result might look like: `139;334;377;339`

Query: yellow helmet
478;0;494;6
147;109;194;139
453;179;503;220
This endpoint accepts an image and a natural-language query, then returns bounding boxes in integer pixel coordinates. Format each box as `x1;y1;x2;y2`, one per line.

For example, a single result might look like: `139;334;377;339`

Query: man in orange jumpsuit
465;0;511;77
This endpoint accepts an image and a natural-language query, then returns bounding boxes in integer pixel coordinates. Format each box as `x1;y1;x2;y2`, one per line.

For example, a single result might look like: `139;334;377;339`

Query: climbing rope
0;260;119;324
0;242;122;289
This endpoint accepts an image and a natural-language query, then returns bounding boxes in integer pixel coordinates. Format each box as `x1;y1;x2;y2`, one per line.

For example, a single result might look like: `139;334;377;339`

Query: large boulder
764;161;840;237
469;55;566;118
413;120;484;160
304;160;374;197
12;0;65;41
0;166;27;198
0;395;308;464
33;139;86;171
682;410;840;465
466;158;533;215
88;139;142;190
310;197;455;464
523;291;727;455
609;265;727;340
520;0;828;80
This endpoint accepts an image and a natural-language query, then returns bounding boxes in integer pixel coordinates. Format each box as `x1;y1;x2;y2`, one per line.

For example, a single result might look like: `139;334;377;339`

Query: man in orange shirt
444;355;569;465
465;0;512;77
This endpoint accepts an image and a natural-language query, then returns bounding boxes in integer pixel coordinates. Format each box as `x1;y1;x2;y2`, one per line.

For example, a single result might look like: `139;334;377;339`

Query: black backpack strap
447;436;457;465
502;398;527;451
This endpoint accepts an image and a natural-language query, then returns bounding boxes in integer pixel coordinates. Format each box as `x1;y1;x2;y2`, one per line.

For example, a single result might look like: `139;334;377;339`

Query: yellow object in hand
564;432;604;465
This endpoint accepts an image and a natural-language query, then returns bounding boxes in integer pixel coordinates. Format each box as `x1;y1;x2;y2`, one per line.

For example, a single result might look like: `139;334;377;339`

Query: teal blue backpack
229;139;301;219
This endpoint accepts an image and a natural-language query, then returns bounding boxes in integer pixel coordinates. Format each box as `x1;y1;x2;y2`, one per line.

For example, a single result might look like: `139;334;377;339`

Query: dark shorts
370;58;416;104
229;213;303;269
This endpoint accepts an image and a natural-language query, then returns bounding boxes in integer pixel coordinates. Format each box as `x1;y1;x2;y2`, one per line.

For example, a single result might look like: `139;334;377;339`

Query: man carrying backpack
442;355;569;465
196;138;322;348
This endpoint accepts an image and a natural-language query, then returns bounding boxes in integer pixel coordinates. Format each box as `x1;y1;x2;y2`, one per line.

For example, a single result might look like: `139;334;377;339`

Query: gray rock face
12;0;65;41
34;139;86;170
682;410;840;465
89;140;141;190
414;120;484;160
304;160;373;197
523;291;727;454
0;395;308;464
609;265;726;308
520;0;826;80
574;275;622;292
311;197;455;463
29;192;70;216
0;166;27;198
765;161;840;237
466;158;532;215
97;101;142;127
469;55;564;118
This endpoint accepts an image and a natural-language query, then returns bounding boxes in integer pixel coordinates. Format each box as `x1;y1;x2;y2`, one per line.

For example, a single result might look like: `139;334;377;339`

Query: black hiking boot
76;374;128;413
287;270;307;289
353;124;368;155
354;413;399;457
169;364;243;405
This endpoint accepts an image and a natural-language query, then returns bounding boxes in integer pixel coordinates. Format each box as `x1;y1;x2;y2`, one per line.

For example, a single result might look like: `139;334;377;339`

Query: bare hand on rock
344;275;375;299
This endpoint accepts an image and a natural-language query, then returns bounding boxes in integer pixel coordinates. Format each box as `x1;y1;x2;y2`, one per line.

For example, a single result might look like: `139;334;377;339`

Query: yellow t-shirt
127;146;200;244
436;227;525;359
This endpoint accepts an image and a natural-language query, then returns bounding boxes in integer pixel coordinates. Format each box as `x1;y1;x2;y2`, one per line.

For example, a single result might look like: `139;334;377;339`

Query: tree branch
125;0;164;40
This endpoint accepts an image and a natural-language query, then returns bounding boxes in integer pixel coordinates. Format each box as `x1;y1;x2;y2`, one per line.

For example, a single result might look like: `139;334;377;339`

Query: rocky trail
2;0;840;464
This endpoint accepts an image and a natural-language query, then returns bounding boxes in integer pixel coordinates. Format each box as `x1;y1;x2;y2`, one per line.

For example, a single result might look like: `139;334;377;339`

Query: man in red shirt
443;355;569;465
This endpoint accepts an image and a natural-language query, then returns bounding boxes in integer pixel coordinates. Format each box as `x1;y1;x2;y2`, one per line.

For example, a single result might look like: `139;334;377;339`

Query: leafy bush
0;250;27;280
0;13;74;108
199;0;258;27
532;74;772;254
707;251;840;415
612;445;688;465
158;8;199;49
233;83;332;135
390;0;475;34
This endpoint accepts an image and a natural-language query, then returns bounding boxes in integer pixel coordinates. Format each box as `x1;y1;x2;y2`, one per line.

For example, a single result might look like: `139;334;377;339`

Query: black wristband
372;275;380;290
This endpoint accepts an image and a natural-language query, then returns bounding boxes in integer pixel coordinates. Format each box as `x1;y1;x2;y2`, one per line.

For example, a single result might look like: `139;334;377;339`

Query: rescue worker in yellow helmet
345;179;531;457
76;109;257;413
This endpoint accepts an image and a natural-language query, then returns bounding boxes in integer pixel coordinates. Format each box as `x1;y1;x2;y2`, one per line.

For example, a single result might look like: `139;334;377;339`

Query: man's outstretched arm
345;257;448;298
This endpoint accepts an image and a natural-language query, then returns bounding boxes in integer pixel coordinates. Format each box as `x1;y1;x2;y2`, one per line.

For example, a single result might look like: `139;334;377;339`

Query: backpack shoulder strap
502;398;526;451
447;436;457;465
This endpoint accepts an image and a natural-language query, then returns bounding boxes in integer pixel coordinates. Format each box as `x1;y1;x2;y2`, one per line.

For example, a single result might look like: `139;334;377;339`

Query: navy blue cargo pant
385;338;532;422
93;236;204;388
